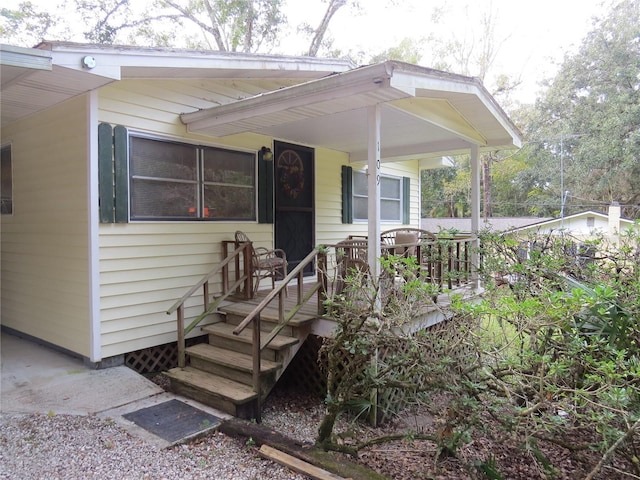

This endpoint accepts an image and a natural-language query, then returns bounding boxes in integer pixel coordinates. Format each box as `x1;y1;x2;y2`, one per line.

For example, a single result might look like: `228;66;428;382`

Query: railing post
222;240;229;295
278;290;285;324
177;304;185;368
252;313;262;423
243;242;253;299
203;282;209;311
317;250;327;315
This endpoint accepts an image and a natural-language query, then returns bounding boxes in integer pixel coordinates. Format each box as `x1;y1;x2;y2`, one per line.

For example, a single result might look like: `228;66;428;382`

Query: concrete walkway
0;331;229;448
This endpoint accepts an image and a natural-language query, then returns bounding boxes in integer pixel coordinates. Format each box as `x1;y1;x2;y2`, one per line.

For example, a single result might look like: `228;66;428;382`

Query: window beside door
129;136;255;221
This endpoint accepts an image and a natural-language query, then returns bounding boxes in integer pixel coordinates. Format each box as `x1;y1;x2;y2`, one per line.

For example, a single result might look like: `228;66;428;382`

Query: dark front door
273;141;314;275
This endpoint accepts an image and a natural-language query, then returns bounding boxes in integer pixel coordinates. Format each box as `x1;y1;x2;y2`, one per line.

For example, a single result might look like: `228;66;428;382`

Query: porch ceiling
181;61;523;162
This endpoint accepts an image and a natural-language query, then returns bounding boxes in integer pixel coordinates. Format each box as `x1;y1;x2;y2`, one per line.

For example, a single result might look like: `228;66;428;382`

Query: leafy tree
0;1;69;46
1;0;356;57
526;0;640;219
368;37;424;64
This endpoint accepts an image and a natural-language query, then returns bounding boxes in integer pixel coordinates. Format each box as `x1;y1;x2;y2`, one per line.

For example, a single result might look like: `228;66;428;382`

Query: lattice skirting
315;314;479;425
376;314;479;423
125;335;208;374
277;334;327;398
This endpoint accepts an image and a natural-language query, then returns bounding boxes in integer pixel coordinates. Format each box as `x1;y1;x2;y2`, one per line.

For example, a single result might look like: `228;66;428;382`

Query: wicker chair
380;228;436;256
334;238;370;295
235;231;288;295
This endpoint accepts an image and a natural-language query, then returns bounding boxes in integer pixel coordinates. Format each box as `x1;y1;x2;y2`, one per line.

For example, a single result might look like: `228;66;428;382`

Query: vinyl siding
96;79;421;358
1;95;91;356
314;147;421;246
97;81;279;356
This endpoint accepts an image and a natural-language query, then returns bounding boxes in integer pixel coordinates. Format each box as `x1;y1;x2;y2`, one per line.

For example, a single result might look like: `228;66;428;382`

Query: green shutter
113;125;129;223
402;176;410;224
258;149;274;223
341;165;353;224
98;123;114;223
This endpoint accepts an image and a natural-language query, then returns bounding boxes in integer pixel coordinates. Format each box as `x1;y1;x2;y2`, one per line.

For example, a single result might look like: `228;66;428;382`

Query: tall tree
420;3;522;219
1;0;353;57
0;2;69;46
526;0;640;218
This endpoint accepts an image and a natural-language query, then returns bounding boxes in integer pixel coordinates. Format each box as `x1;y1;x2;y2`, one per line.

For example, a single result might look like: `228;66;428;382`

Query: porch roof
181;61;523;162
1;41;353;128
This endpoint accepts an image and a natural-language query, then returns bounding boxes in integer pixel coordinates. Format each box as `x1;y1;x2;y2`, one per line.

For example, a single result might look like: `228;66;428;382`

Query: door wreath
277;149;304;199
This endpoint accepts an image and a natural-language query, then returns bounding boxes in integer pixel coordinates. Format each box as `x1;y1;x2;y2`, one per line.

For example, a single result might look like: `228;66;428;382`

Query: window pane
381;199;401;221
131;179;197;218
381;176;400;198
1;145;12;215
204;185;254;220
131;137;197;180
203;148;254;185
353;196;368;220
353;170;368;195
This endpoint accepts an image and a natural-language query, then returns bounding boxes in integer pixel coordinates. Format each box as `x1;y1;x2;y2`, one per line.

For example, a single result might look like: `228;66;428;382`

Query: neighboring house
1;42;522;366
508;204;638;243
421;217;550;234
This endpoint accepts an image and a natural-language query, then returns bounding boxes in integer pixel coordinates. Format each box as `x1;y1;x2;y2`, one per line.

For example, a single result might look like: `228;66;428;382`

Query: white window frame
352;169;403;222
128;134;257;221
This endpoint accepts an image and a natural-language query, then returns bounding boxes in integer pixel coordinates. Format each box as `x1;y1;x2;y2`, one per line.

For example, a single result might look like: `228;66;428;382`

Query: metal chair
234;231;288;295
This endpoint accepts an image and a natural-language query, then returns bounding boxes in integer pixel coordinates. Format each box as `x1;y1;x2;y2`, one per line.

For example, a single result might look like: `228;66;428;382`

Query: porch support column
470;144;480;289
367;104;382;281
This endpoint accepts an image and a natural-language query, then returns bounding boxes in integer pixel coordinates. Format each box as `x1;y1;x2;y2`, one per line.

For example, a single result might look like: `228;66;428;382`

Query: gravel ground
0;390;326;480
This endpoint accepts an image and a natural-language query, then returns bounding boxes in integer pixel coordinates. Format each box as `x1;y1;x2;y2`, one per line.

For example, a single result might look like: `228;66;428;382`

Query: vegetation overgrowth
317;226;640;478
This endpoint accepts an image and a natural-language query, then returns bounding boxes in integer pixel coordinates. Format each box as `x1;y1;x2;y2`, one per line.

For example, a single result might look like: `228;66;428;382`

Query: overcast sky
283;0;610;104
4;0;611;104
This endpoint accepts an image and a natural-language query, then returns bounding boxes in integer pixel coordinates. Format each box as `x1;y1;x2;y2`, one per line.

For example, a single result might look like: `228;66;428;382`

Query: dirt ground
263;387;637;480
152;375;637;479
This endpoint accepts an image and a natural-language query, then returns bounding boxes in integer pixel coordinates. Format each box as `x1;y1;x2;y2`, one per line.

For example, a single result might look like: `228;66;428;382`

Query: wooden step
202;322;299;350
163;366;259;419
188;343;281;373
220;302;318;328
187;343;281;388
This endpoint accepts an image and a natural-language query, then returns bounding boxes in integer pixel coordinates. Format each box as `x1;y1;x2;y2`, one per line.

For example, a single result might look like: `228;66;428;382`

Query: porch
163;232;478;421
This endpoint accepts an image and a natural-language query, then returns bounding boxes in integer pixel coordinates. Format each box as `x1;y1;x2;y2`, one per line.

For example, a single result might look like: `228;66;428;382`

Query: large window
1;145;12;215
129;136;255;221
353;170;402;222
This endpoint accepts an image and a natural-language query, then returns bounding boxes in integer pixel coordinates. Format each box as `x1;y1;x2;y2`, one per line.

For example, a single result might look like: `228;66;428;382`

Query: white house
1;41;522;367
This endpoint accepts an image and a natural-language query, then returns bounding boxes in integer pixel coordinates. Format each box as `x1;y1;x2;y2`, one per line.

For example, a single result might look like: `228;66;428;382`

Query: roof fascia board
42;42;353;78
181;62;400;132
391;69;523;148
1;44;52;70
390;69;480;96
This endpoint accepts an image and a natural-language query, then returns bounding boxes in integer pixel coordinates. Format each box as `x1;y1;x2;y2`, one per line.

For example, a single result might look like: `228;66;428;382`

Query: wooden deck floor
222;279;479;338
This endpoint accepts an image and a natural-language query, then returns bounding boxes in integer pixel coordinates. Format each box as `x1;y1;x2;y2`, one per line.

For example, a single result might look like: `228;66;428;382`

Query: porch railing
230;247;327;421
348;233;476;290
166;241;252;368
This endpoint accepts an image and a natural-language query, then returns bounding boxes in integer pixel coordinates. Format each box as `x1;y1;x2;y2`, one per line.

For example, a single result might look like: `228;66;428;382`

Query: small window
586;216;595;228
353;170;402;222
1;145;12;215
129;136;255;221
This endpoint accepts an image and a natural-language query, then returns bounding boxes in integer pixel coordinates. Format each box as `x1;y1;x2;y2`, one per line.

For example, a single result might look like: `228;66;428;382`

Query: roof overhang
181;61;523;162
2;41;353;128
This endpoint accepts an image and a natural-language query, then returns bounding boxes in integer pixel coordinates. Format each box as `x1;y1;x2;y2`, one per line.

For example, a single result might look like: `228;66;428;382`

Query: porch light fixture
260;146;274;161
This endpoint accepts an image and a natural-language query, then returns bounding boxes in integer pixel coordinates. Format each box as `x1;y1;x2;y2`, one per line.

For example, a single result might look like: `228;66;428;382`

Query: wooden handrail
230;247;325;421
232;247;322;336
167;242;251;367
166;243;248;315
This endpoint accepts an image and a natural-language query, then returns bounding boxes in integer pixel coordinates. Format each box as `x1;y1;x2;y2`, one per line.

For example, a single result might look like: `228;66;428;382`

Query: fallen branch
585;418;640;480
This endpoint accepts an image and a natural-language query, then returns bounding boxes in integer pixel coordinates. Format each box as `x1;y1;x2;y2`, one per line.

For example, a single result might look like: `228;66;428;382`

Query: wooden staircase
163;298;317;420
